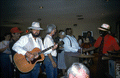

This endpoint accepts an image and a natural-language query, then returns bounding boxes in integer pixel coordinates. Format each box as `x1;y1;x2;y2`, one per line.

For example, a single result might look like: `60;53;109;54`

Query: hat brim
28;27;43;30
98;28;108;31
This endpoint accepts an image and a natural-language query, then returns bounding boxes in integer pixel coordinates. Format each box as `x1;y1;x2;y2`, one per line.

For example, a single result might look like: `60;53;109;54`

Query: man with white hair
43;24;58;78
67;63;90;78
12;22;45;78
83;23;120;78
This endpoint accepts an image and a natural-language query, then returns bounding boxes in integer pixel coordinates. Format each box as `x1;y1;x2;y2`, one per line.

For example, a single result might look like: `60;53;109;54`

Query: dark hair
65;28;71;34
87;31;91;34
3;33;11;40
4;33;11;37
78;35;83;39
78;35;84;43
59;30;64;33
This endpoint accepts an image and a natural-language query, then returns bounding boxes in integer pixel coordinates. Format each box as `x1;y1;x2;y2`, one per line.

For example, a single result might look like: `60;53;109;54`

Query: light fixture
78;18;84;20
76;15;83;17
39;6;43;9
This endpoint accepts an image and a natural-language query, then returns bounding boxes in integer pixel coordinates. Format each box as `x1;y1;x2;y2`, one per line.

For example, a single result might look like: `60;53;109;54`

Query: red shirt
94;34;120;54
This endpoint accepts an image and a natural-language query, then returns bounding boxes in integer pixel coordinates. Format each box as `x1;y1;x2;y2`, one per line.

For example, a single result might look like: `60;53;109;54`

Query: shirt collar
29;33;33;38
47;34;52;38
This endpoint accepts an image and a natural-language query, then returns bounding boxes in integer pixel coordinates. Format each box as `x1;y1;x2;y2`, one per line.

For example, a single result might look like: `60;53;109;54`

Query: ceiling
0;0;120;29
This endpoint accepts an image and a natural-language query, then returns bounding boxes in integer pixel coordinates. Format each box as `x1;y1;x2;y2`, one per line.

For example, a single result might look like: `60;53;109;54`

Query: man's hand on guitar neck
52;43;58;50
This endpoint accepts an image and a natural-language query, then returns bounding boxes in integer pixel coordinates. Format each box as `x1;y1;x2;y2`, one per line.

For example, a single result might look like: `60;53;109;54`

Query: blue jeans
41;62;45;72
20;63;40;78
44;56;57;78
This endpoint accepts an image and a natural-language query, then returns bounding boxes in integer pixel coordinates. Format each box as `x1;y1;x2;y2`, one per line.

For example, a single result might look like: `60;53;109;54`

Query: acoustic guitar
13;41;64;73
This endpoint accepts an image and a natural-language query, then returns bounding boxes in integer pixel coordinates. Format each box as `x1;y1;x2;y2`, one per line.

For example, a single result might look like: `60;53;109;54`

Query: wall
0;26;12;41
3;18;118;40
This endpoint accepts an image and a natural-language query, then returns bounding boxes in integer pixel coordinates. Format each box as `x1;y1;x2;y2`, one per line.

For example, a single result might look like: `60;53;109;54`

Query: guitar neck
38;46;54;55
38;41;63;55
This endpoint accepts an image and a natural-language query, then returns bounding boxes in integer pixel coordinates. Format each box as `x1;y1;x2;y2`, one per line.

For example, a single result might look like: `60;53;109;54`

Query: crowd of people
0;22;120;78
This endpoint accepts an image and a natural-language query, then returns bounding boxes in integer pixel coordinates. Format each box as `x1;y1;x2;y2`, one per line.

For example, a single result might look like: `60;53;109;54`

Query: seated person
86;31;95;46
67;62;90;78
81;37;92;55
81;38;93;65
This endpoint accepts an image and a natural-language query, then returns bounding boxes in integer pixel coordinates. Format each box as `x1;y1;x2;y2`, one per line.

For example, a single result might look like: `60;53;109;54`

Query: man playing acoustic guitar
12;22;45;78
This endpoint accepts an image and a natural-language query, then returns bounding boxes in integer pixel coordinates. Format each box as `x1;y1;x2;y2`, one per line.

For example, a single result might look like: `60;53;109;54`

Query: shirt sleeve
63;37;78;52
112;38;120;51
94;37;102;48
44;36;53;55
39;39;45;51
12;36;28;55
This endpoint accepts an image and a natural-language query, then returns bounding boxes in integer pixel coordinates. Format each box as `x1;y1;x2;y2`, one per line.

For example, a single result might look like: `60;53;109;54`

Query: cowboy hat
28;22;43;30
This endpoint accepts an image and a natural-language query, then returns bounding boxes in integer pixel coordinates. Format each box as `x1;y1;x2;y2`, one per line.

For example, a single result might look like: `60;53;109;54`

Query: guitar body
13;48;45;73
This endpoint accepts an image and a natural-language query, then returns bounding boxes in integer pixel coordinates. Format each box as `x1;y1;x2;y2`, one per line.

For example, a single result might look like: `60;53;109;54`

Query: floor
38;53;112;78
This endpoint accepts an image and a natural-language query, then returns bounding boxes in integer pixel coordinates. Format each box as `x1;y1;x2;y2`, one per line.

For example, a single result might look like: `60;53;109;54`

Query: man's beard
31;32;40;37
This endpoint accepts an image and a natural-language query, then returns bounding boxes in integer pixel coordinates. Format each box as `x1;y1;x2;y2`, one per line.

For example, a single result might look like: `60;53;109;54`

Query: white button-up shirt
44;34;57;57
12;33;44;55
63;35;80;52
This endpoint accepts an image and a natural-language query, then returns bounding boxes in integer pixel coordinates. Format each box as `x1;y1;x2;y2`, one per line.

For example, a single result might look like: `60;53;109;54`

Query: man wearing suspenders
63;28;81;70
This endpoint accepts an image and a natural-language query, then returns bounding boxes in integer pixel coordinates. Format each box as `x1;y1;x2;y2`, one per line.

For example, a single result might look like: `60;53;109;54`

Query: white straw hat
28;22;43;30
98;23;110;31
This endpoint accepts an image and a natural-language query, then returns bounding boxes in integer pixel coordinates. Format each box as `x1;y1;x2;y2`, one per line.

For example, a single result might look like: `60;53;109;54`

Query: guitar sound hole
31;56;41;64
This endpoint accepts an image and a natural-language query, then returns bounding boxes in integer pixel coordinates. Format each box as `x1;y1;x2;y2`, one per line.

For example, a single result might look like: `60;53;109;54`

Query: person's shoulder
63;36;69;40
109;34;114;38
108;34;116;40
1;40;5;42
44;35;51;41
21;34;28;37
44;35;49;38
19;34;29;40
0;40;5;44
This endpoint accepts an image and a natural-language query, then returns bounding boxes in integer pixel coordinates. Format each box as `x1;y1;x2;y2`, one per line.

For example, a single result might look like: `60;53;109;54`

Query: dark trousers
20;63;40;78
11;62;20;78
0;53;13;78
44;56;57;78
96;55;108;78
